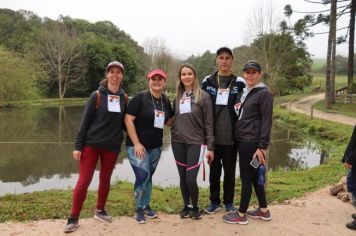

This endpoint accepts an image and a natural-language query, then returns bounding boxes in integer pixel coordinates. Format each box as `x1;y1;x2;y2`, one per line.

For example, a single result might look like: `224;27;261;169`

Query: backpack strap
124;93;128;105
95;90;101;109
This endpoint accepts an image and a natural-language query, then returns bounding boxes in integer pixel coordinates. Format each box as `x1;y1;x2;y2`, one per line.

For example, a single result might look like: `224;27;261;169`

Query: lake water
0;105;328;196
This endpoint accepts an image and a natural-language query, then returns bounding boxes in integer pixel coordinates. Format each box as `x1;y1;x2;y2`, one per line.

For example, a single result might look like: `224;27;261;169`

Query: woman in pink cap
124;69;174;224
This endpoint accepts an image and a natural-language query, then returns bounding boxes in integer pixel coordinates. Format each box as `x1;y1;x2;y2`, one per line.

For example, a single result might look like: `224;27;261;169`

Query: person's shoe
63;216;79;233
204;202;220;214
352;213;356;220
224;203;237;214
346;220;356;230
190;207;202;220
179;206;192;218
223;211;248;225
94;209;112;222
246;208;272;221
144;205;157;219
136;208;146;224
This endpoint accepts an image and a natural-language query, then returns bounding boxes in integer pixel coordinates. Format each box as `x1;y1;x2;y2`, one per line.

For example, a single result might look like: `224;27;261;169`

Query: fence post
311;104;314;120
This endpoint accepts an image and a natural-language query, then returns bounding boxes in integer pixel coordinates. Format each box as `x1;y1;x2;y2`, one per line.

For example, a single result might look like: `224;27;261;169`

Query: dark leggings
172;142;201;207
238;141;267;213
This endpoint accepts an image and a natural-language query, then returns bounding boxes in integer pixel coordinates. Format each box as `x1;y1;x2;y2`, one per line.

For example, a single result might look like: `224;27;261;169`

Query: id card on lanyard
216;88;230;105
151;93;165;129
154;110;165;129
216;75;233;106
107;95;121;112
179;97;191;114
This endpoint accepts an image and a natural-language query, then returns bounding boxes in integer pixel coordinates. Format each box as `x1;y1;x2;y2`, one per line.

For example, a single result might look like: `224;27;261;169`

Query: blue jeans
126;146;162;208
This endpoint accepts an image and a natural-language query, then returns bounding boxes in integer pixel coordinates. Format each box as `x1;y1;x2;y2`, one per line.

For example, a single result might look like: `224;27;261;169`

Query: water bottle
257;165;267;185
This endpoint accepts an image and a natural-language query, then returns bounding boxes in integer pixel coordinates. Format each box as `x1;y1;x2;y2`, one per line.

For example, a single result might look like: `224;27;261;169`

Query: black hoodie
74;84;127;153
235;83;273;149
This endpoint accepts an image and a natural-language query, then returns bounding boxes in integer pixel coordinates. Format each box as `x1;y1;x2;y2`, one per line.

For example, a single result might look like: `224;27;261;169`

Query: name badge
154;110;165;129
107;95;121;112
179;97;191;114
216;88;229;105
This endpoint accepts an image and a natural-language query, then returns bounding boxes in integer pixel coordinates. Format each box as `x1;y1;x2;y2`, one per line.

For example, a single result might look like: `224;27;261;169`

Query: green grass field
311;74;348;91
311;58;326;72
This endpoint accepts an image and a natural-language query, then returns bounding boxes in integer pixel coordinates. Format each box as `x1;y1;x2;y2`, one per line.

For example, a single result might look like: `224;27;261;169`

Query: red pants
71;146;118;217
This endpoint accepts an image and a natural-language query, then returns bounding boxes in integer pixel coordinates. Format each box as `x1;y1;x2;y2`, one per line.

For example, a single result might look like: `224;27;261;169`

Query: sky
1;0;353;59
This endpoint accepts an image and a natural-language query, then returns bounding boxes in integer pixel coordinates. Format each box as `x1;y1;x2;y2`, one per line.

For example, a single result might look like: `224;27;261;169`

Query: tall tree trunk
325;0;337;108
348;0;356;93
331;0;337;104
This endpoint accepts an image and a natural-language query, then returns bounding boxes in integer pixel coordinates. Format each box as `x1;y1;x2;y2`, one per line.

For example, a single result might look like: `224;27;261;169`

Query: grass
313;100;356;118
0;105;351;222
311;74;348;91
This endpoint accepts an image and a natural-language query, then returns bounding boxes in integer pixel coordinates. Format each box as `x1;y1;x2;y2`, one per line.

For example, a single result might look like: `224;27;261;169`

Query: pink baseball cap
147;69;167;80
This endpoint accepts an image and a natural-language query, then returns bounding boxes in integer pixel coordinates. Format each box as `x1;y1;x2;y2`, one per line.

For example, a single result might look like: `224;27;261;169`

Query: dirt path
0;187;354;236
289;93;356;126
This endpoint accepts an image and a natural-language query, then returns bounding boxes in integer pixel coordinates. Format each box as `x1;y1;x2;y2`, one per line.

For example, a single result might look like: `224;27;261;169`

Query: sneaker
346;220;356;230
352;213;356;220
94;209;112;222
246;208;272;221
136;208;146;224
204;202;220;214
225;203;237;214
144;205;157;219
223;212;248;225
190;207;202;220
63;216;79;233
179;206;192;218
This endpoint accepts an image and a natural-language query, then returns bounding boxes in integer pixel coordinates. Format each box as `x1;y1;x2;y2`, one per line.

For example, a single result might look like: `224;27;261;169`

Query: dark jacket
171;90;214;150
201;72;245;142
342;125;356;165
74;84;127;153
235;83;273;149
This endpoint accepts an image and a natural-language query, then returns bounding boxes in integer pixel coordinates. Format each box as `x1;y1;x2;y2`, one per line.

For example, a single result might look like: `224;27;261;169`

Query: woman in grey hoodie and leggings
171;63;214;220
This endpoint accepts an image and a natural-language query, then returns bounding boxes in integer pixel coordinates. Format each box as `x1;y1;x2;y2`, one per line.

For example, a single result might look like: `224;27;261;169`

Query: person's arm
202;93;215;164
73;92;97;160
124;114;145;159
256;90;273;165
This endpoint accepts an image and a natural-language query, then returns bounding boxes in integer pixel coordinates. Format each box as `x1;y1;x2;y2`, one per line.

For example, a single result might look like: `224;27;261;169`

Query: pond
0;105;328;196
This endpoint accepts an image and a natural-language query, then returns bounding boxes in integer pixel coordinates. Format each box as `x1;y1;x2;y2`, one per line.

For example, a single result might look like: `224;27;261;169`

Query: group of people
63;47;274;233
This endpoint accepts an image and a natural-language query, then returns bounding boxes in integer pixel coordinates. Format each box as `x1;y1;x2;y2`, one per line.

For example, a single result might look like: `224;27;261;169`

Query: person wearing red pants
64;61;127;233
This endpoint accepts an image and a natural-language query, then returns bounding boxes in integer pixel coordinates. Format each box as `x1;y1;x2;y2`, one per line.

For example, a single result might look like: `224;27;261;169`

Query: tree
0;46;43;102
284;0;356;102
36;24;88;98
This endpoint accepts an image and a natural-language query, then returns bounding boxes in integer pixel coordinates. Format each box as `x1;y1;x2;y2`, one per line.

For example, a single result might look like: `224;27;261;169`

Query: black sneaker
63;216;79;233
179;206;192;218
190;207;202;220
136;208;146;224
94;209;112;222
144;205;157;219
346;220;356;230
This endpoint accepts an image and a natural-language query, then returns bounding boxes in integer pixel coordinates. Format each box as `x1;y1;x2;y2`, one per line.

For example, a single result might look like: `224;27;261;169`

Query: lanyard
217;75;234;89
150;93;164;111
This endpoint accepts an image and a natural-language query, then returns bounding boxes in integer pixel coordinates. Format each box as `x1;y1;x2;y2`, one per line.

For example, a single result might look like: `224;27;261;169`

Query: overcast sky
1;0;352;58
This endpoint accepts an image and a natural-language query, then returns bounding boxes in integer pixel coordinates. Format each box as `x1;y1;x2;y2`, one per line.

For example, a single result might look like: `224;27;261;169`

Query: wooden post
311;104;314;120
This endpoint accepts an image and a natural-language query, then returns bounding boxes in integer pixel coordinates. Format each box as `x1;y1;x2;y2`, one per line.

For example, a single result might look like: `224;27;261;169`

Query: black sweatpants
209;144;237;205
238;141;267;213
172;142;202;207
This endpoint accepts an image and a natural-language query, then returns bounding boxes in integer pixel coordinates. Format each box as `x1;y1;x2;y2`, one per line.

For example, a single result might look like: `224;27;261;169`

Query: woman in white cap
64;61;128;233
125;69;174;224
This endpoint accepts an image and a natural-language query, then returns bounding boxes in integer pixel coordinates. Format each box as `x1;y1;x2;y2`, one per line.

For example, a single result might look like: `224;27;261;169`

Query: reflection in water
0;106;328;196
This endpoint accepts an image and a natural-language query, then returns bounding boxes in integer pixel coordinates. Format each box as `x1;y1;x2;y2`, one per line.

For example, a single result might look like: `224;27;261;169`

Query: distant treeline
312;55;356;75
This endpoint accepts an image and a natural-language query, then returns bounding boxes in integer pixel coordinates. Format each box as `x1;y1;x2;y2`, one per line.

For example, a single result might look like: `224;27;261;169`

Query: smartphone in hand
250;154;260;169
